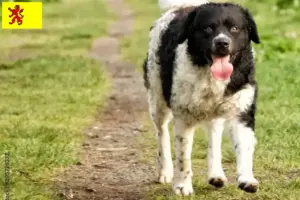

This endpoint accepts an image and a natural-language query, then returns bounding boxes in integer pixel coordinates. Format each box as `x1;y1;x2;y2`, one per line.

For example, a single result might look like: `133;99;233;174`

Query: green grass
0;0;113;199
122;0;300;199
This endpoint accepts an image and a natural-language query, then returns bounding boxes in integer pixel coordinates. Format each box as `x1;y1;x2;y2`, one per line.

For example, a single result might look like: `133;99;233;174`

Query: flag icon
2;2;43;29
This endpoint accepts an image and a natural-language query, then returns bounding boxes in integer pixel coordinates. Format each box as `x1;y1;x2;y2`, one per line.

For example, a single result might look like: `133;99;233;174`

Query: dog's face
178;3;260;65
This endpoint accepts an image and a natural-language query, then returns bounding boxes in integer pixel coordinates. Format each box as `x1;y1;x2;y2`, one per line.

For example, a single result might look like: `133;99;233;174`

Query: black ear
244;9;260;44
177;9;197;44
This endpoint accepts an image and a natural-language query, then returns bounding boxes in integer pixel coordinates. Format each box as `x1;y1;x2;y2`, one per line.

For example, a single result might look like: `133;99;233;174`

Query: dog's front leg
230;119;259;193
172;118;195;196
207;118;227;188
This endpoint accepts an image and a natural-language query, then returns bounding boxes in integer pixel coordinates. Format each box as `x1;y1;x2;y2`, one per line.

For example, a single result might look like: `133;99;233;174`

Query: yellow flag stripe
2;2;43;29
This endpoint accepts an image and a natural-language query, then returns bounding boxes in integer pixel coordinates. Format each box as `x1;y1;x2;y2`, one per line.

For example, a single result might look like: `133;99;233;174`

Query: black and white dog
143;0;260;196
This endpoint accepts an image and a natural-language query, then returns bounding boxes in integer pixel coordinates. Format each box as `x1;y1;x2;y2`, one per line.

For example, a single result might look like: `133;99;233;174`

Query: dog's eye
204;27;213;33
230;26;239;33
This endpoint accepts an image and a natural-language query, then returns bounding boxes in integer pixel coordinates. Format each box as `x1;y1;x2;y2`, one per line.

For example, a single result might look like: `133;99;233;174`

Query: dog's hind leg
148;94;173;184
172;117;195;196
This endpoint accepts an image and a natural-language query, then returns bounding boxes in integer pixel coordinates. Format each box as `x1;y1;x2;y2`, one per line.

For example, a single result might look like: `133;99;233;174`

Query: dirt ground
59;0;156;199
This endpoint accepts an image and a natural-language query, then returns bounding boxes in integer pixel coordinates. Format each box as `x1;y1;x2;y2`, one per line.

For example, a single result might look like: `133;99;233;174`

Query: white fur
147;6;177;185
172;118;195;195
145;0;258;195
229;120;259;186
215;33;230;40
158;0;208;11
207;119;227;182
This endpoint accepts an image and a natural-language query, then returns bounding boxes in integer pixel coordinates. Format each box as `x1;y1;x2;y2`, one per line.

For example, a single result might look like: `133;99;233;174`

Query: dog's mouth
210;54;233;81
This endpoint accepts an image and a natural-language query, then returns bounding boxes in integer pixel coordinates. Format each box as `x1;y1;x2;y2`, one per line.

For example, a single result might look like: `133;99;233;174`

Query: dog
143;0;260;196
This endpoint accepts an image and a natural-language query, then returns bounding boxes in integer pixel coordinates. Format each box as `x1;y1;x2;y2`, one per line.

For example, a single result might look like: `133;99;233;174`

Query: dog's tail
158;0;208;11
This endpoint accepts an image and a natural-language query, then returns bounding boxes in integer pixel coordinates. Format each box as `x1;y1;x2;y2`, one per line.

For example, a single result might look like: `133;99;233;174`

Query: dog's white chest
170;43;252;122
171;64;234;120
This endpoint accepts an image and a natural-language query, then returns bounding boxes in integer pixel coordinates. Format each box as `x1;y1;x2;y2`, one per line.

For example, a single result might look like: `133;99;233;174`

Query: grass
122;0;300;199
0;0;113;199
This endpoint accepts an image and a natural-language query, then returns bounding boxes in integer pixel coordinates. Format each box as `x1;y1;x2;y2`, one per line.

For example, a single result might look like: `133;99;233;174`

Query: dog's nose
215;38;230;49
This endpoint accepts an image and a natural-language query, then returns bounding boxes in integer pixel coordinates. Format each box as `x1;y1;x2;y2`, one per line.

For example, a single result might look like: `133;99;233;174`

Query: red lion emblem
8;5;24;25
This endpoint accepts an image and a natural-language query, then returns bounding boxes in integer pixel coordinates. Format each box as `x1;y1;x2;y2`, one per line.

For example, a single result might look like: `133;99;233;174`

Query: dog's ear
244;9;260;44
177;9;197;44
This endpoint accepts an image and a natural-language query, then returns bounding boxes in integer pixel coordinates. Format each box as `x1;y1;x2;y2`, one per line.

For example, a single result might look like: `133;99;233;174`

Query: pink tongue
211;55;233;80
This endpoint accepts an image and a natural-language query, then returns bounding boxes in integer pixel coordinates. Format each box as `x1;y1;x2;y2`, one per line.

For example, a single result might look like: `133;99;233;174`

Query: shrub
276;0;299;9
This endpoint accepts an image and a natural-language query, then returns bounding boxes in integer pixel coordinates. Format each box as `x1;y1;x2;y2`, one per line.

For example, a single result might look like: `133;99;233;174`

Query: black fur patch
143;54;149;89
239;86;258;130
157;7;197;106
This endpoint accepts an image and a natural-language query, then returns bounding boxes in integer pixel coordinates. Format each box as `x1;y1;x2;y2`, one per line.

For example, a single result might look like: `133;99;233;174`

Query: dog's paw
157;164;173;184
172;178;193;196
237;176;259;193
157;174;173;184
208;169;227;188
208;176;227;188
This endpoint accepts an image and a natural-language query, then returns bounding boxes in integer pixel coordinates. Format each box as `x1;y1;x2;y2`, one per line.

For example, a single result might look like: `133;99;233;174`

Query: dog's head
177;3;260;80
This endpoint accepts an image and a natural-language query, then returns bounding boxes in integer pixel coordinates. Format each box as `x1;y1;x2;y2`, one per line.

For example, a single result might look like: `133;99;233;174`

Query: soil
59;0;155;199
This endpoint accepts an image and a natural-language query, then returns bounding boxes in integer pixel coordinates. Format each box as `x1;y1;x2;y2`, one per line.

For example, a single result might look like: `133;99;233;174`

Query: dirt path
60;0;155;199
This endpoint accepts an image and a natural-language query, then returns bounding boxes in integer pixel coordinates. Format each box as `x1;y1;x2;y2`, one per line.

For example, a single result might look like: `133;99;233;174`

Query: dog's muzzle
212;36;232;56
